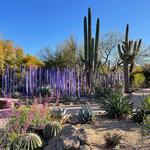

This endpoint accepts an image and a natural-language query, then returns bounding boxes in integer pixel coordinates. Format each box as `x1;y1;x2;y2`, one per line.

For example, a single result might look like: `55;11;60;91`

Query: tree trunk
123;62;129;93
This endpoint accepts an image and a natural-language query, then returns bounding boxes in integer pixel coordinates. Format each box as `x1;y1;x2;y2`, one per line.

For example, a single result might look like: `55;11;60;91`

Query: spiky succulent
102;91;132;118
78;106;93;124
51;108;71;124
43;122;62;140
12;133;42;150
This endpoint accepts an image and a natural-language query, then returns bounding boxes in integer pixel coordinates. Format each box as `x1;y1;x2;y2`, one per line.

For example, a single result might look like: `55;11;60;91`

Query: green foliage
43;122;62;140
104;132;122;148
102;91;132;118
141;115;150;137
133;96;150;123
12;133;42;150
50;108;71;124
9;106;30;133
132;73;145;89
38;36;79;68
8;104;51;133
78;106;93;124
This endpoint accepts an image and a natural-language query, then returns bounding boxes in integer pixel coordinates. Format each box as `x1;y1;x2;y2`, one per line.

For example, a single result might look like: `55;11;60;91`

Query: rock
80;145;91;150
78;128;88;145
44;125;89;150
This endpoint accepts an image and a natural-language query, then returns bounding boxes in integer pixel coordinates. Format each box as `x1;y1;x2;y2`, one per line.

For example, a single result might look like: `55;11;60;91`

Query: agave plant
43;122;62;140
12;133;42;150
78;106;93;124
50;108;71;124
133;96;150;123
102;91;132;118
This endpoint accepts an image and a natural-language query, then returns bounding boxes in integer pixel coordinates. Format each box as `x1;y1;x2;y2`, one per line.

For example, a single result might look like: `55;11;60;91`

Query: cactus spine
118;24;142;93
84;8;100;87
43;122;62;140
12;133;42;150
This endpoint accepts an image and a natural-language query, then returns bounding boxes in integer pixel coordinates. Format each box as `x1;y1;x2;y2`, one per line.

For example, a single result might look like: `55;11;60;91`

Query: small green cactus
12;133;42;150
78;106;93;124
43;122;62;140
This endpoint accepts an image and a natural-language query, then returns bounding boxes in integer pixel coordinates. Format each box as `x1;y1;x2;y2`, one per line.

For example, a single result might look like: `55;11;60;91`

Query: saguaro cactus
118;24;142;93
83;8;100;87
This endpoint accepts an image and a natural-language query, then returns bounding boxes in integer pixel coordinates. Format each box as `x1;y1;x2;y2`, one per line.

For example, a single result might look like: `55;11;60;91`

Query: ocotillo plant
118;24;142;93
83;8;100;88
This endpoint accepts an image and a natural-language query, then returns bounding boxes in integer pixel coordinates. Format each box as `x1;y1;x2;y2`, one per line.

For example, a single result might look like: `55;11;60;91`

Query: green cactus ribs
83;8;100;89
118;24;142;93
43;122;62;140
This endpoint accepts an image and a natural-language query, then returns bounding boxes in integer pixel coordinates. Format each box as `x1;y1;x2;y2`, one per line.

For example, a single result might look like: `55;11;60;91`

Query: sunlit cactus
83;8;100;88
118;24;142;93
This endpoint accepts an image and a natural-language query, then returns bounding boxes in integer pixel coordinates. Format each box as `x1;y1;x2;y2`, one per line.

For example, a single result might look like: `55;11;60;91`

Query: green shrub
133;96;150;123
12;133;42;150
78;106;93;124
141;115;150;137
43;122;62;140
102;91;132;118
104;132;122;148
132;73;145;89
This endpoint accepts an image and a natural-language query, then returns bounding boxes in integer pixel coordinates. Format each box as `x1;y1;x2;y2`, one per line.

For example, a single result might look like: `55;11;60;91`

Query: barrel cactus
12;133;42;150
78;106;93;124
43;122;62;140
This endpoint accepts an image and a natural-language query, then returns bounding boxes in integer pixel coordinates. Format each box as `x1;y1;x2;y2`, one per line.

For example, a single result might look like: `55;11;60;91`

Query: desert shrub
78;106;93;124
43;122;62;140
8;105;30;133
8;103;51;134
104;132;122;148
132;73;145;89
133;96;150;123
102;91;132;118
0;128;14;149
141;115;150;137
12;133;42;150
50;108;71;124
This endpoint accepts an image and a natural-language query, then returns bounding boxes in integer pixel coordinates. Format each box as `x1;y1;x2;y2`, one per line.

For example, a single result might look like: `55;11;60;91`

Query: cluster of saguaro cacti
118;24;142;93
83;8;100;87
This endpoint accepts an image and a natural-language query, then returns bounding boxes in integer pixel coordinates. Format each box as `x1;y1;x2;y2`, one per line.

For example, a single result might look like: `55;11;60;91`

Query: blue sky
0;0;150;54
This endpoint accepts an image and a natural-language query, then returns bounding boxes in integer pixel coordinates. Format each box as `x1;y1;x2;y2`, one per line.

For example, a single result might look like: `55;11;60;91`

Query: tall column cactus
83;8;100;87
118;24;142;93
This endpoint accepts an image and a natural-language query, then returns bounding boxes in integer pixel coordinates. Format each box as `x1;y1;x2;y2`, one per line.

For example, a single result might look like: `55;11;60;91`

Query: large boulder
44;125;90;150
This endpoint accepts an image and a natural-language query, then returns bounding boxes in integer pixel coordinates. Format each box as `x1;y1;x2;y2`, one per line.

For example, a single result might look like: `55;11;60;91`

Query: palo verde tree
118;24;142;93
83;8;100;88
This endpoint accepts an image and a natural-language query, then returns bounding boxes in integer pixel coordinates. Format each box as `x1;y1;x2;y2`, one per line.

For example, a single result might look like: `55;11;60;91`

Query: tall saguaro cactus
83;8;100;87
118;24;142;93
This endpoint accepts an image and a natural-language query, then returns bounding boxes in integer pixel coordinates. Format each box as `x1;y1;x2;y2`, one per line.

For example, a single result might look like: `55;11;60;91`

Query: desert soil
76;114;150;150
